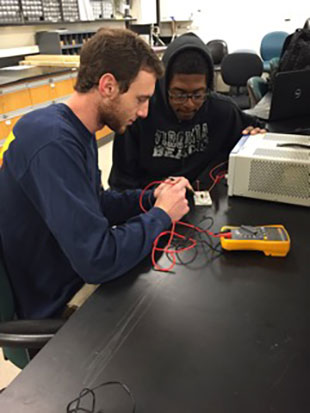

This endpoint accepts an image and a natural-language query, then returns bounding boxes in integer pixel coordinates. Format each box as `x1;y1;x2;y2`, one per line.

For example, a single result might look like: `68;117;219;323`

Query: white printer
228;132;310;207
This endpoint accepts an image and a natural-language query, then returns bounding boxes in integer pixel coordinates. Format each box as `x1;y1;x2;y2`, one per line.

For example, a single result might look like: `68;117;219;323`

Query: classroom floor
0;137;114;390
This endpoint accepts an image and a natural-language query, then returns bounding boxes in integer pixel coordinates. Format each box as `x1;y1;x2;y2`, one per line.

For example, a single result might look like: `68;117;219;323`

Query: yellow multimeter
220;225;290;257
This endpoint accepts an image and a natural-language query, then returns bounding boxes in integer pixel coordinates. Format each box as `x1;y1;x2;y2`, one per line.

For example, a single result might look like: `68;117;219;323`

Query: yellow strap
0;131;16;161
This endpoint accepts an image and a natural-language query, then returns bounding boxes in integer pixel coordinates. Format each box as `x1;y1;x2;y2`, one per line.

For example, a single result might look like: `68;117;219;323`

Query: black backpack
269;28;310;89
279;28;310;71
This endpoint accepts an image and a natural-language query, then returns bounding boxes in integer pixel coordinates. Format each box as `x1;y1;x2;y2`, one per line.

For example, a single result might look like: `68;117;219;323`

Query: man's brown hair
75;28;164;94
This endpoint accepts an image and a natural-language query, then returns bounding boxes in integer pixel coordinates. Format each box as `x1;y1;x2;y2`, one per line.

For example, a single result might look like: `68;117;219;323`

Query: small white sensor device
194;190;212;206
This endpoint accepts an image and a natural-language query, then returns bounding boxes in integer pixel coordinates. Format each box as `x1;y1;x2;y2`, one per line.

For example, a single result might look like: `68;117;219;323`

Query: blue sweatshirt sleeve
99;187;156;225
19;140;171;284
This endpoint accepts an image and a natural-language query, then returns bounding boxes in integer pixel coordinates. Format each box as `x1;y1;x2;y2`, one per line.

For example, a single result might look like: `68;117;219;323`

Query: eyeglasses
168;90;208;104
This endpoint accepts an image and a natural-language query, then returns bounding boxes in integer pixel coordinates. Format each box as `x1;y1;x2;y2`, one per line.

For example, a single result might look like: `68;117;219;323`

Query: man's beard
97;98;126;135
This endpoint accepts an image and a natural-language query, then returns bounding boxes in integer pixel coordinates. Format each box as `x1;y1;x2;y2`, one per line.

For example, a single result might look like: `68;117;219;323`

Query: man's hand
242;126;266;135
154;177;190;222
154;176;193;199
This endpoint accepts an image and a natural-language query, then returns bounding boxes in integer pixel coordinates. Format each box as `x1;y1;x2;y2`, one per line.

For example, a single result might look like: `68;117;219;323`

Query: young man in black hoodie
109;33;266;191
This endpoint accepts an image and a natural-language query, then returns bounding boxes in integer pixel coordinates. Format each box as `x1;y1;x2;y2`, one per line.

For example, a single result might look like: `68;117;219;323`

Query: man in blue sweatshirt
109;33;266;191
0;28;190;319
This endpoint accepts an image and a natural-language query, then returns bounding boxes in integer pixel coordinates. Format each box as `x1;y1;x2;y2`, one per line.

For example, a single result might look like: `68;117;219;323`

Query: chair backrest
260;31;289;61
247;76;269;107
0;239;30;369
206;39;228;65
221;52;263;87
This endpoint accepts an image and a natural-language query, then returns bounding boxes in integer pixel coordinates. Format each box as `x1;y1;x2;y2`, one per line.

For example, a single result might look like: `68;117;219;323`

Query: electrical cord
166;216;224;267
139;178;230;272
207;161;228;192
153;219;231;272
66;380;136;413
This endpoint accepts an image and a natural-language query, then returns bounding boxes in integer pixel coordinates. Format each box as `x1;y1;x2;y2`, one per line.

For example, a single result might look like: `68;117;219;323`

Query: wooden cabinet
0;84;32;113
28;81;58;105
0;72;77;158
0;115;22;159
54;76;75;97
96;126;113;140
0;92;4;115
0;70;112;163
0;115;22;140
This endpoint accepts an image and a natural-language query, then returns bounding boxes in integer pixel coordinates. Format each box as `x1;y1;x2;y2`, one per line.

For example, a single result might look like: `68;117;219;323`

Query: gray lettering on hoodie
152;123;209;159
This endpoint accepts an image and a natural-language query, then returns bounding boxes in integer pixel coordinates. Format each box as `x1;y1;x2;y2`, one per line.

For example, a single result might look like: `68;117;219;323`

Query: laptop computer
247;69;310;122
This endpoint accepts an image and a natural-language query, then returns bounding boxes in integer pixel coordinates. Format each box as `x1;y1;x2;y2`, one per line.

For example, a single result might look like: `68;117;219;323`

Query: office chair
0;242;64;369
206;39;228;93
221;52;263;109
260;31;289;72
247;76;269;107
206;39;228;69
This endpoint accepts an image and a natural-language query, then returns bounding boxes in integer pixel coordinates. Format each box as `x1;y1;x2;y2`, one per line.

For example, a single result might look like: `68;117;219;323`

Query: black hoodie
109;34;264;190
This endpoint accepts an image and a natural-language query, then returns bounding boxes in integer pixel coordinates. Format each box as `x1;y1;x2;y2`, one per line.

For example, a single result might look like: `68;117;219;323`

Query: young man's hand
242;126;266;135
154;177;191;222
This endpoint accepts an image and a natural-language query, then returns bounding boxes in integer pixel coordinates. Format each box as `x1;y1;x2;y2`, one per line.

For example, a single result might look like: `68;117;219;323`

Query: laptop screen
269;69;310;121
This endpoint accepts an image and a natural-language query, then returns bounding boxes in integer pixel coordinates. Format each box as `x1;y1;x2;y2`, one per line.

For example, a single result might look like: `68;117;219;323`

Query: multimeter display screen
231;226;288;241
264;227;288;241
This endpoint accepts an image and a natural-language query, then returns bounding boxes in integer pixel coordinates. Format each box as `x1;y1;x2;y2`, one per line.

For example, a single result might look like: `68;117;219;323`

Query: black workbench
1;185;309;413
